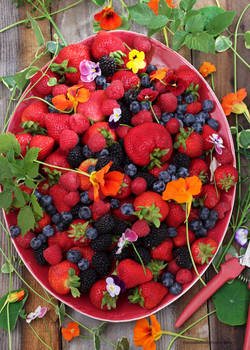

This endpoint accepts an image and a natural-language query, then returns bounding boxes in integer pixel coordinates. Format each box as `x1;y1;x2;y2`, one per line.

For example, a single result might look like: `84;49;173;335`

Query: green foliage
239;130;250;149
244;31;250;49
46;41;65;55
27;12;45;47
55;303;65;327
91;0;105;7
206;11;237;36
180;0;196;12
215;35;232;52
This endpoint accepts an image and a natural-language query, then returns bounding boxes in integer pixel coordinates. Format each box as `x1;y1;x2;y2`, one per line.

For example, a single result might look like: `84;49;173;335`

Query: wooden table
0;0;249;349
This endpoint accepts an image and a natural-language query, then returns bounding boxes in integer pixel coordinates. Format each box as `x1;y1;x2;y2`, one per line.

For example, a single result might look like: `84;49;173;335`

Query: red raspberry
43;244;63;265
186;101;202;114
176;268;193;284
166;118;180;134
49;184;71;213
35;212;51;232
167;259;180;275
133;37;152;53
116;125;130;139
91;200;110;220
152;104;161;119
15;231;35;249
105;80;124;100
64;191;80;207
166;202;186;227
131;110;153;126
88;133;106;152
101;99;120;116
173;225;195;247
59;129;79;151
214;201;230;219
158;93;177;113
154;80;167;93
52;84;68;96
60;172;80;192
69;113;90;134
132;219;150;237
215;147;233;165
79;80;96;91
131;177;147;195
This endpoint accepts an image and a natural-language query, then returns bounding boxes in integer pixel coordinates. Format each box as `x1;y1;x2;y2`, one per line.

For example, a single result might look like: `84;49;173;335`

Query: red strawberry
91;200;110;221
69;113;90;134
35;212;51;232
166;202;185;227
215;147;233;165
175;128;203;158
173;225;195;247
158;93;177;113
59;129;79;152
151;238;173;261
78;159;98;191
188;208;199;222
176;65;200;88
124;123;173;166
45;113;70;142
52;84;68;96
167;259;180;275
214;200;230;219
133;36;152;53
15;231;35;249
91;31;126;60
116;125;130;139
115;174;131;199
149;163;168;178
129;281;167;309
64;191;80;207
77;90;107;122
214;165;238;191
43;244;63;265
29;135;55;160
82;121;116;145
189;158;209;183
132;220;150;237
186;101;202;114
112;71;140;91
16;133;32;156
54;43;90;83
134;191;169;224
201;184;220;209
90;280;118;310
48;260;80;296
88;133;106;152
18;184;32;195
49;184;71;213
105;80;124;100
44;149;71;174
202;124;215;151
101;98;120;116
52;231;74;251
176;269;192;284
131;110;153;126
21;101;48;127
131;177;147;196
68;219;91;247
30;69;58;96
37;180;50;195
191;238;217;265
80;246;95;266
117;259;153;289
166;118;180;134
60;172;80;192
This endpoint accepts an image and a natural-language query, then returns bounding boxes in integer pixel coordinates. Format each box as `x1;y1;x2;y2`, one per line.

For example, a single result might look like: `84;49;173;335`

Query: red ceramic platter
5;31;236;322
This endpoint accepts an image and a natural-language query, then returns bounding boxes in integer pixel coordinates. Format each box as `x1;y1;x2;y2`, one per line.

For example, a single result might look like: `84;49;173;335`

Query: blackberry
174;246;192;269
118;101;131;125
45;94;59;113
67;145;84;168
113;217;129;236
99;55;116;76
94;214;115;234
111;245;131;261
142;223;168;248
71;203;82;219
109;142;124;165
132;246;151;265
34;244;47;265
124;89;139;105
96;156;119;171
135;172;157;190
172;153;190;169
79;269;97;293
91;234;113;252
92;252;111;276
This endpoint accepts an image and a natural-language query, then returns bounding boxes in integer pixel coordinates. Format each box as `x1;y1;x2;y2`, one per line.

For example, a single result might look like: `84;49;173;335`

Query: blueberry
78;258;90;271
162;112;173;123
10;225;21;238
67;249;82;263
56;222;67;232
192;122;203;134
159;121;165;126
30;237;42;250
177;167;189;178
80;191;92;205
40;195;53;208
177;95;182;103
121;203;134;216
82;145;94;158
158;171;171;183
207;118;218;130
169;282;182;295
110;198;120;209
102;82;110;90
140;75;151;88
45;95;53;104
86;227;98;240
146;64;157;74
96;75;106;86
171;175;178;181
209;209;218;221
195;227;207;238
96;149;109;158
189;219;203;232
199;154;206;160
162;272;174;288
176;104;187;114
184;93;194;104
78;206;92;220
196;111;209;123
152;180;166;193
130;101;141;114
124;163;137;177
33;190;42;200
166;227;177;237
37;233;47;244
198;207;210;221
168;164;176;175
42;225;54;237
175;112;184;120
51;213;61;224
203;99;214;112
45;204;57;215
184;113;195;126
141;101;150;110
61;212;73;224
204;219;216;230
88;165;96;174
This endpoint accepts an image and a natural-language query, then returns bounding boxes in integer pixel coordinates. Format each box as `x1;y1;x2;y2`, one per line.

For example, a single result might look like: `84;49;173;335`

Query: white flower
106;277;121;297
116;229;138;255
109;108;122;123
208;133;225;154
26;306;48;324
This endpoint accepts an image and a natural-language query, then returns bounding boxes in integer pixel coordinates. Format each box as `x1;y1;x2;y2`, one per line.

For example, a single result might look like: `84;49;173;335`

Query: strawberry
43;244;63;265
60;172;80;192
82;121;116;145
101;99;120;116
201;184;220;209
35;212;51;232
149;163;168;178
189;158;209;183
15;133;32;156
154;80;167;93
214;165;238;191
132;220;150;237
186;101;202;114
59;129;79;151
152;104;161;120
48;260;80;296
214;201;230;219
173;225;195;247
29;135;55;160
52;231;74;251
151;238;173;261
131;110;153;126
129;281;168;309
112;71;140;91
68;219;91;247
64;191;80;207
117;259;153;289
134;191;169;224
78;159;98;191
77;90;107;122
44;149;71;174
15;231;35;249
124;123;173;166
166;118;180;134
49;184;71;213
131;177;147;196
88;133;106;152
215;147;233;165
30;69;58;96
79;246;95;266
45;113;70;142
202;124;215;151
115;174;131;199
69;113;90;134
116;125;130;139
54;43;90;83
191;238;217;265
176;65;200;88
91;31;126;60
166;202;185;227
158;93;177;113
21;101;48;127
133;36;152;53
90;280;118;310
176;269;192;284
167;259;180;275
52;84;68;96
174;128;203;158
91;200;110;221
105;80;124;100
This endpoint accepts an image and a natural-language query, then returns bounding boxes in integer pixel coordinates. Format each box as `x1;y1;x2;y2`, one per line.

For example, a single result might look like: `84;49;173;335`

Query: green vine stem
161;330;204;342
23;96;73;114
210;73;215;92
28;324;52;350
131;242;146;275
163;27;169;47
34;160;90;177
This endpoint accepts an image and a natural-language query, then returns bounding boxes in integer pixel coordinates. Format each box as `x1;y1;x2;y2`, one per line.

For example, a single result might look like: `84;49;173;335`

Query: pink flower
26;306;48;323
80;60;101;82
208;133;225;154
116;229;138;254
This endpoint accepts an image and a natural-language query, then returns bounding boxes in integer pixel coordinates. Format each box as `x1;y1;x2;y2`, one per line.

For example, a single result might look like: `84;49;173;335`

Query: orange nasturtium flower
94;6;122;30
89;161;124;201
199;61;216;78
7;290;25;303
162;176;202;216
147;0;175;16
150;68;168;81
52;85;90;113
134;315;162;350
221;88;249;121
62;322;80;342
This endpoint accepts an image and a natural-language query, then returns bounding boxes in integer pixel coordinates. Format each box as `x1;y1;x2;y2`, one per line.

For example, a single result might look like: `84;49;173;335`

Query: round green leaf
215;35;232;52
239;130;250;149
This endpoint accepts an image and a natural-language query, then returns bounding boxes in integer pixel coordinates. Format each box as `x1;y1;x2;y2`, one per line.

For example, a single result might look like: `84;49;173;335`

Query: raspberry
152;104;161;119
59;129;79;151
105;80;124;100
91;200;110;220
166;118;180;134
131;110;153;126
176;66;200;88
64;191;80;207
60;172;80;192
186;101;202;114
79;80;96;91
133;37;152;53
158;93;177;113
43;244;63;265
215;147;233;165
214;201;230;219
167;259;180;275
52;84;68;96
176;268;192;284
69;113;90;133
88;133;106;152
154;80;167;93
132;219;150;237
101;99;120;116
15;231;35;249
116;125;130;139
131;177;147;195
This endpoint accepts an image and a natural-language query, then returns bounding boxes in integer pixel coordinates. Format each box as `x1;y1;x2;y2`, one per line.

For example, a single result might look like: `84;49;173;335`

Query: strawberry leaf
18;206;36;236
0;133;21;155
68;268;80;298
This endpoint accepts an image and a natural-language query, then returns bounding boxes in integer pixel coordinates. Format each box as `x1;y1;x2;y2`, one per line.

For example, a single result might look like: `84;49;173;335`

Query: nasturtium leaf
179;0;196;12
185;13;205;33
206;10;237;36
244;31;250;49
18;206;36;236
115;337;130;350
27;12;45;47
239;130;250;149
91;0;105;6
172;30;188;51
0;289;28;331
215;35;232;52
185;32;215;53
212;279;250;326
46;41;64;55
198;6;224;27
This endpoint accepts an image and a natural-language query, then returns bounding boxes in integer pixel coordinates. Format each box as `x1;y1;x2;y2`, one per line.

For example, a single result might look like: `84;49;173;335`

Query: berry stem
131;242;147;276
161;330;205;342
150;102;160;124
22;96;73;114
123;42;132;51
34;160;90;177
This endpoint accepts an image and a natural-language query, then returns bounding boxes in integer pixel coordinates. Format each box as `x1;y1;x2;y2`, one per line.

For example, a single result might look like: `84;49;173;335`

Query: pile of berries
9;31;238;312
